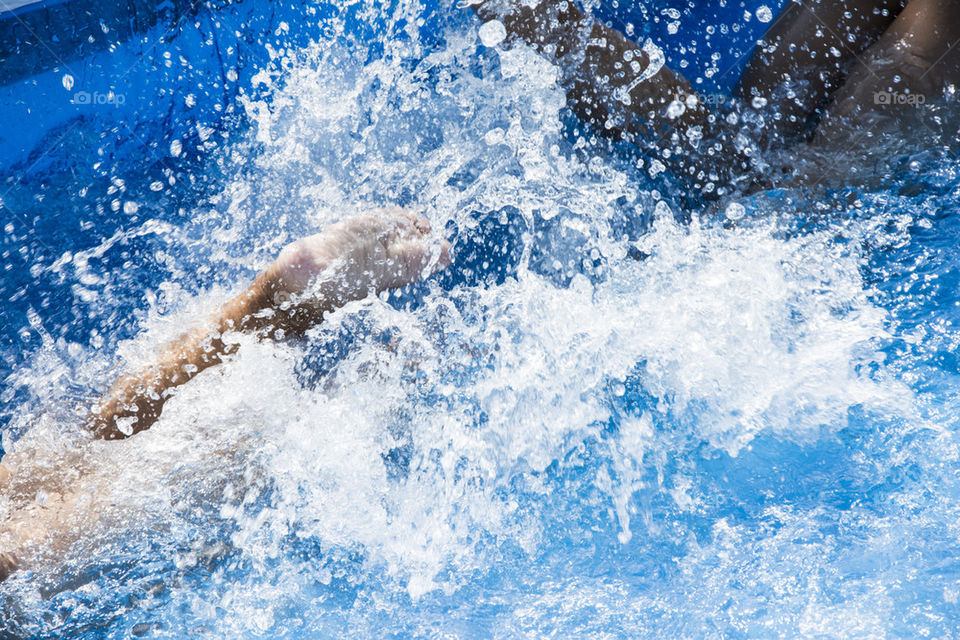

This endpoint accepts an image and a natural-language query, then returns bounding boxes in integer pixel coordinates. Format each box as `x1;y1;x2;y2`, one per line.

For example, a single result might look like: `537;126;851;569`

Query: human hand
261;210;451;333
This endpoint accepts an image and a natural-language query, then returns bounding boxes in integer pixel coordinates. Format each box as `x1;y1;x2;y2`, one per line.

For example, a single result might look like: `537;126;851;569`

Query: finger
385;237;451;287
386;239;431;283
408;212;432;235
381;209;432;237
437;239;453;269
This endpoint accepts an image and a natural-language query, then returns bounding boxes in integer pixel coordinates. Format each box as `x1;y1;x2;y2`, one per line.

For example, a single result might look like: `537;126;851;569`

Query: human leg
735;0;906;144
812;0;960;146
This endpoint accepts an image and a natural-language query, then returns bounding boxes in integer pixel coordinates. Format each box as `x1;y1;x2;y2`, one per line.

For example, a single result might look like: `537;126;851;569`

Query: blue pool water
3;0;960;637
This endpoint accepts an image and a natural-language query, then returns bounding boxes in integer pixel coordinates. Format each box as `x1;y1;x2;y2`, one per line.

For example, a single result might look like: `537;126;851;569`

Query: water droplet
484;127;505;145
665;99;686;119
725;202;746;220
117;417;135;437
479;20;507;48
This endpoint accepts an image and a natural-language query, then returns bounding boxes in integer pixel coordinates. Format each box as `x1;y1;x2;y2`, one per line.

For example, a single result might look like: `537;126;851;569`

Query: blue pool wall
0;0;789;171
0;0;453;172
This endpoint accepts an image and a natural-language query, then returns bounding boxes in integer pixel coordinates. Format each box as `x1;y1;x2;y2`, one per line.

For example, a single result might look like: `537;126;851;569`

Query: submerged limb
474;0;952;194
472;1;756;196
86;210;451;440
0;425;267;585
735;0;907;145
813;0;960;146
472;1;708;133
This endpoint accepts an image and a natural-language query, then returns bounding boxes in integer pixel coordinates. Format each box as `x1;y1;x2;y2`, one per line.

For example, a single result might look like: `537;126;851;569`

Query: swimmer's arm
84;275;276;440
87;211;451;440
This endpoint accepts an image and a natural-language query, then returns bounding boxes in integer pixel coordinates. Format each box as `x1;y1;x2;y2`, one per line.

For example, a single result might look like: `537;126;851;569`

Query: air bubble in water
725;202;746;220
756;5;774;22
116;416;135;437
484;127;505;145
666;99;686;119
170;139;183;157
62;74;74;90
479;20;507;48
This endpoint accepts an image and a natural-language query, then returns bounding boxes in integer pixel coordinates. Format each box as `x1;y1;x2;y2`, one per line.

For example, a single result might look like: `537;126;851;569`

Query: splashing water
3;2;960;638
